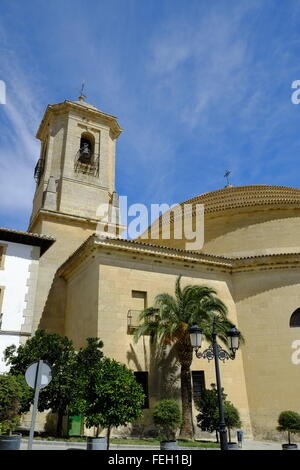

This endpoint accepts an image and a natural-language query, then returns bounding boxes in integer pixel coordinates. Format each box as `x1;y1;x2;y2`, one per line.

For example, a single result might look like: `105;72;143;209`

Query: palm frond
134;276;244;351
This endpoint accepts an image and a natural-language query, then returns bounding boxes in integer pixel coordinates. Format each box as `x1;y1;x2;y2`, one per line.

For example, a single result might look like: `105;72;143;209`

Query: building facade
24;96;300;439
0;229;54;372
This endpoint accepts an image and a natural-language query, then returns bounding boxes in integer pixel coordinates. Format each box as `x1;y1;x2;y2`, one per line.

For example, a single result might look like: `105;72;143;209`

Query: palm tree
134;275;236;440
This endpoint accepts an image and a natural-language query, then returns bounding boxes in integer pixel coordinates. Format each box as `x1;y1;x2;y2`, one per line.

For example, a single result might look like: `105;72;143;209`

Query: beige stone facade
28;97;300;439
29;98;123;331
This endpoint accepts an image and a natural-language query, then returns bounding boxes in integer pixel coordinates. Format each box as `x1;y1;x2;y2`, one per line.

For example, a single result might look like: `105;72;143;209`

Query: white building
0;228;54;372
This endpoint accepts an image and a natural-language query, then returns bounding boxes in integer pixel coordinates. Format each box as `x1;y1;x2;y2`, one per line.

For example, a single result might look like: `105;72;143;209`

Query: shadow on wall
127;336;180;400
233;268;300;303
127;337;180;437
38;273;67;334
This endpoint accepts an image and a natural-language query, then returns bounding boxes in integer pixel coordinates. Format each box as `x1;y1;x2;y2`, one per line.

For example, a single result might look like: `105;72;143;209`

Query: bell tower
30;95;122;227
29;96;123;330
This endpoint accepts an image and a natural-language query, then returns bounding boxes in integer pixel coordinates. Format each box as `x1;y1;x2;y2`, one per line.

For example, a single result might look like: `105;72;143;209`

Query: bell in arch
79;137;92;164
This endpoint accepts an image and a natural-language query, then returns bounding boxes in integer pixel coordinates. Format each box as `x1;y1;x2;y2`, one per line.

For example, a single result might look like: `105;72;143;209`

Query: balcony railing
74;150;99;176
127;310;142;330
34;158;44;184
127;309;160;334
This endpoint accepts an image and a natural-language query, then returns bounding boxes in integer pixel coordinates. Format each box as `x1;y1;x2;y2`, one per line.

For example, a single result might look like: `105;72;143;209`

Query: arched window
290;308;300;327
75;132;99;176
78;132;94;164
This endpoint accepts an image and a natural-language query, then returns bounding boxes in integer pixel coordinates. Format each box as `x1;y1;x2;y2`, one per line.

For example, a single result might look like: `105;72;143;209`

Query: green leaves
76;357;145;446
0;374;23;434
152;399;182;441
3;331;143;442
4;330;77;421
196;384;241;437
134;276;234;347
277;410;300;434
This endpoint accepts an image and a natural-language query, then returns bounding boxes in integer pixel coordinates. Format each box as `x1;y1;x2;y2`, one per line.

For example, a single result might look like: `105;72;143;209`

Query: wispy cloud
144;1;300;189
1;0;300;230
0;25;46;227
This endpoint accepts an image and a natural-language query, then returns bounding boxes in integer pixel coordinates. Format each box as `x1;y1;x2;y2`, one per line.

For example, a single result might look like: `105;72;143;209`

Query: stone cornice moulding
28;209;101;231
36;100;122;141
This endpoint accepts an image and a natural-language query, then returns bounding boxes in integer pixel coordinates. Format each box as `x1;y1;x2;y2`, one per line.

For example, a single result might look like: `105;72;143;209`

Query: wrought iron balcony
34;158;44;184
74;149;99;176
127;310;142;330
127;309;159;333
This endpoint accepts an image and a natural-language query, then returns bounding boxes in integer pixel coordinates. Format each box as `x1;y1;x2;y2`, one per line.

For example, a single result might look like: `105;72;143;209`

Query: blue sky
1;0;300;231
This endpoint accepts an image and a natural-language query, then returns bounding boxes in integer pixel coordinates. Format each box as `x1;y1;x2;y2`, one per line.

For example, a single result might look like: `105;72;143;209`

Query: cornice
56;235;300;279
0;227;55;255
36;100;122;140
28;209;100;231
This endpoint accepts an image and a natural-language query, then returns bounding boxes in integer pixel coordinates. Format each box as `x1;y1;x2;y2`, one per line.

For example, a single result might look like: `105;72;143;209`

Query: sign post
25;360;52;451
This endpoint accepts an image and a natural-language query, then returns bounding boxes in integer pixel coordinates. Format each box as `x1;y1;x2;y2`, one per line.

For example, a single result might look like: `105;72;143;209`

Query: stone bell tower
28;94;123;331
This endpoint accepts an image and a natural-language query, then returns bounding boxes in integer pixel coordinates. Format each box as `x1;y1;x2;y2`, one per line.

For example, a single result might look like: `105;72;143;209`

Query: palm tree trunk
178;363;194;439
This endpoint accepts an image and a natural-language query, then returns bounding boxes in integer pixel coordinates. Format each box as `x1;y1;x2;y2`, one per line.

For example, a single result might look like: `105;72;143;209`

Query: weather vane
224;170;231;186
79;82;86;102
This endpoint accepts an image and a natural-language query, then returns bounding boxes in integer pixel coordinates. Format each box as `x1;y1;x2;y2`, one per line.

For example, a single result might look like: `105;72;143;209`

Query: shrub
196;383;241;443
224;401;241;442
277;410;300;445
152;399;182;441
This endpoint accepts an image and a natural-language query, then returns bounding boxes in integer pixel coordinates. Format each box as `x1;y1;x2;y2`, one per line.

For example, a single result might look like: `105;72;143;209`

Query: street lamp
189;319;241;451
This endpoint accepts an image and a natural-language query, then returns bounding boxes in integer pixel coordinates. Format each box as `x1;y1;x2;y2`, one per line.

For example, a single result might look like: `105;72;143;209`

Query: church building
22;95;300;439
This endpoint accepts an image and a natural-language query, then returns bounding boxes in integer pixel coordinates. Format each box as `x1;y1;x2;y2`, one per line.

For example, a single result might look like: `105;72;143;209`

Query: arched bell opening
78;133;94;164
75;132;99;176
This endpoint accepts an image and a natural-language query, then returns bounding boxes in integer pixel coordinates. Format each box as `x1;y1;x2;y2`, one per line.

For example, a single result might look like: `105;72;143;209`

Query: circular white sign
25;361;52;389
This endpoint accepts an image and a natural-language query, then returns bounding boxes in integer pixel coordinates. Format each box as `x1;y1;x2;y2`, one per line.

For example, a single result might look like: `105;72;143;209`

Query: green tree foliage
76;357;145;449
134;275;234;440
4;329;77;436
152;399;182;441
224;401;241;442
14;375;32;415
70;337;104;415
196;383;241;442
0;374;23;434
196;384;222;435
277;410;300;445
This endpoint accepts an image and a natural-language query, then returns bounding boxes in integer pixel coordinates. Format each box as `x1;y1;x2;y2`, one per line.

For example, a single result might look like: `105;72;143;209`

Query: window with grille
192;370;205;403
127;291;148;331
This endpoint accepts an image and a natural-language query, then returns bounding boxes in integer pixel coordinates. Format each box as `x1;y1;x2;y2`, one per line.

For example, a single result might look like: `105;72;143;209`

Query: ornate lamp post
189;318;241;451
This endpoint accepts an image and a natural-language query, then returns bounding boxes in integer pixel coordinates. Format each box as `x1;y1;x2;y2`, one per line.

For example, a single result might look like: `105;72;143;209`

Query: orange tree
134;275;235;439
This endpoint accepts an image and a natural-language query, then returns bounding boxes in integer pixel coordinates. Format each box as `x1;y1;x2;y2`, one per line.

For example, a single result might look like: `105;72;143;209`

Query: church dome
183;185;300;214
144;185;300;258
186;185;300;257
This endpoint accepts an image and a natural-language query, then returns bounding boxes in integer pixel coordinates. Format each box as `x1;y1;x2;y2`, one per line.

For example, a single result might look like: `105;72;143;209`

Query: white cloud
0;27;44;225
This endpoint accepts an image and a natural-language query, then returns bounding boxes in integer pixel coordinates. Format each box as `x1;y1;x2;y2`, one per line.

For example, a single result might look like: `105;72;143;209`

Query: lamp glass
189;326;202;349
227;327;240;351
